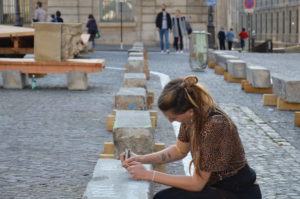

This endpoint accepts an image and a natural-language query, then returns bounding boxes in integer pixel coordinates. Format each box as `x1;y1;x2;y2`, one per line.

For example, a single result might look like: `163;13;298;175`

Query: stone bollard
272;75;300;103
126;57;144;73
115;87;147;110
83;159;152;199
66;71;88;90
2;70;27;89
227;60;247;79
216;54;239;71
246;66;272;88
113;110;154;157
124;73;147;89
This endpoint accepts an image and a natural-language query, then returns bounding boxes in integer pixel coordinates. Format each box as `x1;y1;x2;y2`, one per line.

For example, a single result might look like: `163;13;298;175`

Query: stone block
272;75;300;103
115;87;147;110
83;159;152;199
208;50;224;62
133;42;144;48
216;54;239;70
227;60;247;79
124;73;147;89
128;47;144;54
2;70;27;89
126;56;145;73
113;110;154;157
128;52;144;58
34;23;83;62
246;66;272;88
66;71;88;90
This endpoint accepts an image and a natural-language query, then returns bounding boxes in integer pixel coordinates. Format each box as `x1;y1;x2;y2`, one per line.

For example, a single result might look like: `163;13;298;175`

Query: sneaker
166;50;170;54
176;51;179;54
161;51;164;54
180;50;184;53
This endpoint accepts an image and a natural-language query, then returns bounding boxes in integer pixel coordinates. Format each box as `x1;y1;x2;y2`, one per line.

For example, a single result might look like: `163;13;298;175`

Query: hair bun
183;75;198;87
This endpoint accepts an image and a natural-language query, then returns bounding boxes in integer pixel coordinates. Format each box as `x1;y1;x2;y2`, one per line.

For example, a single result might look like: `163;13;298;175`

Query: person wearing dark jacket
218;28;226;50
55;11;64;23
155;4;172;54
86;14;99;49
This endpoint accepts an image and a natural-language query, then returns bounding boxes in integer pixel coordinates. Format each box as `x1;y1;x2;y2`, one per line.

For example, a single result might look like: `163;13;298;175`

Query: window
265;13;268;33
297;9;299;33
276;12;279;33
289;10;292;34
100;0;136;22
283;11;285;33
0;0;31;24
271;13;273;33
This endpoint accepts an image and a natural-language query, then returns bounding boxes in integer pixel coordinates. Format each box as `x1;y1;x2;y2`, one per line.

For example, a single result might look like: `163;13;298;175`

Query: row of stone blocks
208;50;300;126
1;70;89;90
83;42;155;199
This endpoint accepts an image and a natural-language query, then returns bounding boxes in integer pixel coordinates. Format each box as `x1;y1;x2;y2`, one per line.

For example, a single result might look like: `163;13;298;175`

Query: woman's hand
127;162;152;181
119;151;140;167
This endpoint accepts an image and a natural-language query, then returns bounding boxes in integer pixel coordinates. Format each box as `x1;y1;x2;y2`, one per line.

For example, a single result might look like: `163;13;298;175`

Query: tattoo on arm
161;153;172;162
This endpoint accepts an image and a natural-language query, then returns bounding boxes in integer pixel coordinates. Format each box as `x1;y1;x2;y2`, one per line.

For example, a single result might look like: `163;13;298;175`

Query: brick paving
0;49;299;198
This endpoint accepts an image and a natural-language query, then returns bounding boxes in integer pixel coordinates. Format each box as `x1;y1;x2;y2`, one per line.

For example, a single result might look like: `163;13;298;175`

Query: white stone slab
115;87;147;110
83;159;152;199
124;73;147;89
227;60;247;78
272;75;300;103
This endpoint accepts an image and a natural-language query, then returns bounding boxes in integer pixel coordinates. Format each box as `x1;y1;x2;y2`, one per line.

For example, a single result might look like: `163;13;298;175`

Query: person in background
239;27;249;51
172;9;187;53
86;14;99;49
121;75;262;199
155;4;172;54
217;27;226;50
226;28;235;50
49;14;56;22
55;11;64;23
33;1;46;22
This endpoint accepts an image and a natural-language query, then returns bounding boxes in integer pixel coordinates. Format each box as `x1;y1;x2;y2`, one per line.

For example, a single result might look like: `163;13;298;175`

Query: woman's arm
122;140;190;165
127;162;210;192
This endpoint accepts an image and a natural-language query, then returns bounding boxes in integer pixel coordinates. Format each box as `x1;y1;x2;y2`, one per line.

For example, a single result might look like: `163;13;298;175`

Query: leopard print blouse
178;113;247;185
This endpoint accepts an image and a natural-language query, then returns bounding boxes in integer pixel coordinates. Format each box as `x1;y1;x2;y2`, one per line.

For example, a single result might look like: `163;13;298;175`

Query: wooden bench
0;58;105;90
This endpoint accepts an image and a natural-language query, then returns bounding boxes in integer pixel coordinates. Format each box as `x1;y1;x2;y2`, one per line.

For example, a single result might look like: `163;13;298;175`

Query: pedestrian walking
226;28;235;50
172;9;187;53
217;28;226;50
155;4;172;54
33;1;46;22
239;28;249;51
121;75;262;199
86;14;99;50
55;11;64;23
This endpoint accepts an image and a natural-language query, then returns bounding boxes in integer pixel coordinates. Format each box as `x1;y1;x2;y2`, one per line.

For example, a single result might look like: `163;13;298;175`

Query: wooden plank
263;94;277;106
0;58;105;74
0;25;34;38
277;98;300;111
295;112;300;127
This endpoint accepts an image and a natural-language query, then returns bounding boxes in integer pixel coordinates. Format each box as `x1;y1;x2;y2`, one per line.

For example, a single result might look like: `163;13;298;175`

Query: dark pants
89;33;96;48
228;41;233;50
219;39;225;50
154;164;262;199
240;39;245;50
174;36;183;51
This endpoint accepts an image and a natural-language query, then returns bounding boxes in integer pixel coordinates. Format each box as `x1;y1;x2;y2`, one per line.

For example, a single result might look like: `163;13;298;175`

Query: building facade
0;0;209;46
238;0;300;47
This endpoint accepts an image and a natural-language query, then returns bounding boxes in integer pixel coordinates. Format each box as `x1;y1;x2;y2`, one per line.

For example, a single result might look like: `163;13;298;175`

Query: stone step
83;159;152;199
123;73;147;89
272;75;300;103
115;87;147;110
227;59;247;79
113;110;154;157
246;66;272;88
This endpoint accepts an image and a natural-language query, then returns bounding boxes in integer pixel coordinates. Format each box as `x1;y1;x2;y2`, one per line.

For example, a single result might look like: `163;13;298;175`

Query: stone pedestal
113;110;154;157
34;23;83;62
126;57;144;73
66;71;88;90
272;75;300;103
247;66;272;88
124;73;147;89
115;87;147;110
2;70;27;89
227;60;247;78
83;159;152;199
216;54;239;70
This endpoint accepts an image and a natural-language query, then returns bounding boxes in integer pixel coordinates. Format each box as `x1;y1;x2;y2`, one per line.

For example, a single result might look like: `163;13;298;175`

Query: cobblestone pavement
0;49;299;198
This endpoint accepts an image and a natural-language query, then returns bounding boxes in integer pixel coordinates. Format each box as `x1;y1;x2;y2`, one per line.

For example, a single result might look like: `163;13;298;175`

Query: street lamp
14;0;22;26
